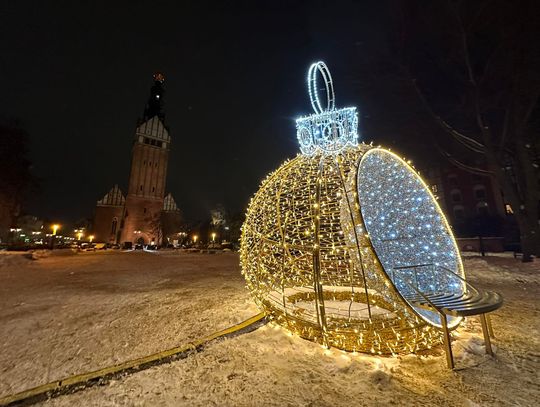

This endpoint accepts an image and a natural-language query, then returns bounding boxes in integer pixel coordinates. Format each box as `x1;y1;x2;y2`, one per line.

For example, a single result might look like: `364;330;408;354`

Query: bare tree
402;0;540;261
145;211;163;246
0;120;37;243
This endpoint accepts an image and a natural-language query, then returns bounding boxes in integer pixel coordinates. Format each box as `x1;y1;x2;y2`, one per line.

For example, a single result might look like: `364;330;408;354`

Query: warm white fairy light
240;61;465;355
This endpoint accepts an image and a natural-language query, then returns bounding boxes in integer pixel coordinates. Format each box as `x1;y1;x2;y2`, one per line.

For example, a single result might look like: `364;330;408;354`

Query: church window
144;207;147;214
140;185;143;191
143;160;146;165
155;162;158;167
111;217;118;235
152;186;155;192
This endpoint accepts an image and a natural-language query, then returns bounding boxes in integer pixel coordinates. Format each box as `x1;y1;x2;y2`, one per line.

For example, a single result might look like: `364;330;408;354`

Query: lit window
505;204;514;214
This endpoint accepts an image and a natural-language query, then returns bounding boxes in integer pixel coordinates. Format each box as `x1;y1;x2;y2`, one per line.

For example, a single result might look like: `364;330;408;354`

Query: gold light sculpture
240;62;465;355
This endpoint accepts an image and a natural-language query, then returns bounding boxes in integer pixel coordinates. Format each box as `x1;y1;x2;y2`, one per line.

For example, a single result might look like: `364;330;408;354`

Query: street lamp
193;235;198;244
211;232;217;243
89;235;95;243
50;224;60;250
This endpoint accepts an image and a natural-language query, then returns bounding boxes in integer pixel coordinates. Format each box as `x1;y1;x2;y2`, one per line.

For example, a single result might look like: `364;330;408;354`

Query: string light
296;61;358;155
240;61;464;354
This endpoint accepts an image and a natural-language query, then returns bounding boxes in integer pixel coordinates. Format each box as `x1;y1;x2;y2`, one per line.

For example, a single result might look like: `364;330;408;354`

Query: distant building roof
163;193;180;212
97;184;125;207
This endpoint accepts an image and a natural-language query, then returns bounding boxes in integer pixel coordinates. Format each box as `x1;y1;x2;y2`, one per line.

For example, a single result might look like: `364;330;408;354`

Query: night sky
1;0;417;223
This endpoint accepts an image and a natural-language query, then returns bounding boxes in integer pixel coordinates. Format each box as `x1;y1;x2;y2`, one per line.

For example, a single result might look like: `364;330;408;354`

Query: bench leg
440;313;454;369
480;314;493;355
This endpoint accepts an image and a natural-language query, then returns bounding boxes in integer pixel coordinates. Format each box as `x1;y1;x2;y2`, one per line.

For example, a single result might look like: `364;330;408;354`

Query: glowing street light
211;232;217;242
89;235;95;243
51;224;60;235
193;235;198;244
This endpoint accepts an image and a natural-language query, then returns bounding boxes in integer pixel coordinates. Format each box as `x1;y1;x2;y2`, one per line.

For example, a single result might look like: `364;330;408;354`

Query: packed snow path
0;250;538;406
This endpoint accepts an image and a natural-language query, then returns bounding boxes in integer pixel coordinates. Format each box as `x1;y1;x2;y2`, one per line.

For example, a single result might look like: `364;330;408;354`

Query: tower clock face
357;149;464;327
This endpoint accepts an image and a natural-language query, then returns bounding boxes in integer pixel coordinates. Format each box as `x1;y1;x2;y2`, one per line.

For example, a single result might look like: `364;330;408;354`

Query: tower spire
142;72;165;122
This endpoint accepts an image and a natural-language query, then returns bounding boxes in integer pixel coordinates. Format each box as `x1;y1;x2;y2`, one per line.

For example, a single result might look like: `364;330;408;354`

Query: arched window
473;185;487;200
453;205;465;220
476;201;489;215
111;217;118;235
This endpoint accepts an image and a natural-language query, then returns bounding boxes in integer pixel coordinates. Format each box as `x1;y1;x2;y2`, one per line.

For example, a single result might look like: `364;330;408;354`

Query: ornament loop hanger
308;61;335;114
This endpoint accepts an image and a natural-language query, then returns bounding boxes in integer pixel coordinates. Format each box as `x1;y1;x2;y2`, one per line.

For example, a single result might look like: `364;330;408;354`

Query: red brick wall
93;205;124;243
127;142;168;199
120;196;164;245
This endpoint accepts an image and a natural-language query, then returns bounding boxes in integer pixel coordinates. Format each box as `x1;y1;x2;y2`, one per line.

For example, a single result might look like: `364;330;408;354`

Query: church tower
120;73;171;245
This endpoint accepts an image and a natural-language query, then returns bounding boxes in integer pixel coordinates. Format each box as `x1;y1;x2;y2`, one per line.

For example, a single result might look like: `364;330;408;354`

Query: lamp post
211;232;216;243
51;224;60;250
89;235;95;243
193;235;198;246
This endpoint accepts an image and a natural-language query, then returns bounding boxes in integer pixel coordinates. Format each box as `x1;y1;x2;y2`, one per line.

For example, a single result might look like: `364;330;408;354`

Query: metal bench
395;266;503;369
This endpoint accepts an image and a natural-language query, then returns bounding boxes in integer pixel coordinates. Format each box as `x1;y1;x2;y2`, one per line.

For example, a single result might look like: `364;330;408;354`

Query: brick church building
93;73;180;246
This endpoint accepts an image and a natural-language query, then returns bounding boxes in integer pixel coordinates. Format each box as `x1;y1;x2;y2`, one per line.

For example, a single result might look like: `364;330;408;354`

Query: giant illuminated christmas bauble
240;62;465;354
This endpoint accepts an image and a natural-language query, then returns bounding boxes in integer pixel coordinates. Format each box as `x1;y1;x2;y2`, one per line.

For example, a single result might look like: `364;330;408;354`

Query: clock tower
120;73;170;245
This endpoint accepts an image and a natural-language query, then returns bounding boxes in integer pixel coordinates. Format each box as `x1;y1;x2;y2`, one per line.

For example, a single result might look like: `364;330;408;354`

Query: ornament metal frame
241;61;466;355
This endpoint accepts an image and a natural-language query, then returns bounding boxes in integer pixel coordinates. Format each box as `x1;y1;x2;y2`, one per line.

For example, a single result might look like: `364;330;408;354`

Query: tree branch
411;79;485;153
436;144;493;175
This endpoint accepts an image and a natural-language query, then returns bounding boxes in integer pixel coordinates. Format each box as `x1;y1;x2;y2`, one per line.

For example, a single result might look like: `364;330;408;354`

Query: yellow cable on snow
0;312;266;406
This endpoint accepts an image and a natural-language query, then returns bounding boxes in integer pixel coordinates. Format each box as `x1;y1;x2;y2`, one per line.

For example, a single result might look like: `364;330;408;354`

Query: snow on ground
0;250;539;406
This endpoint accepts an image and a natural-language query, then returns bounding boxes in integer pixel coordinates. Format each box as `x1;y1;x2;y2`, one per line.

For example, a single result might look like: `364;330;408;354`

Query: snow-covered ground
0;250;538;406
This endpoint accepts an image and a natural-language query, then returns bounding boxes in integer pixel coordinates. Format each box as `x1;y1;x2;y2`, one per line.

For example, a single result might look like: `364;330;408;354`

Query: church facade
93;73;180;246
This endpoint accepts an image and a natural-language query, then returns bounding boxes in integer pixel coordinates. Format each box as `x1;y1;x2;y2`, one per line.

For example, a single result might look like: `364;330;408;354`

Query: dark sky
1;0;405;223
